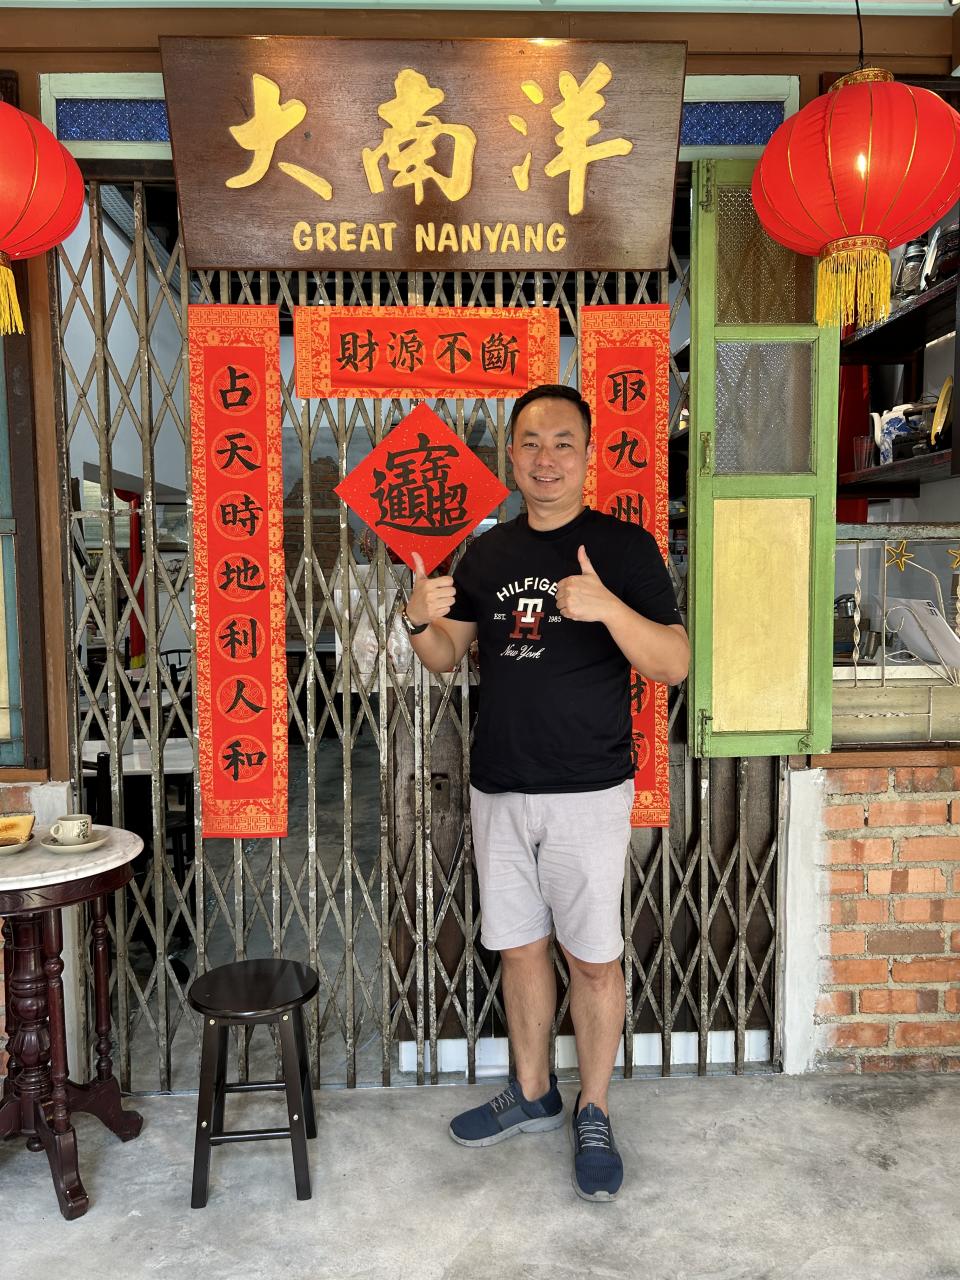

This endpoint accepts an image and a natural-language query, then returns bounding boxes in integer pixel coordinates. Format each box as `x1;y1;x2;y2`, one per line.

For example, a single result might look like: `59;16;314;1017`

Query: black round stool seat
187;958;319;1208
189;958;319;1021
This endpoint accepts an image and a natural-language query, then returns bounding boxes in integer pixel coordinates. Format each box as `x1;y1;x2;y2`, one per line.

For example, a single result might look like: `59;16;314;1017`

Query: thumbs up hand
406;550;456;627
556;544;617;623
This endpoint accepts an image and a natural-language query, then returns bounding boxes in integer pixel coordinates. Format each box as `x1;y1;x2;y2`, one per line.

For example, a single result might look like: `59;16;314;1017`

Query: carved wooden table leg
0;919;21;1139
65;894;143;1141
1;917;17;1111
3;913;50;1152
38;909;88;1220
0;915;17;1136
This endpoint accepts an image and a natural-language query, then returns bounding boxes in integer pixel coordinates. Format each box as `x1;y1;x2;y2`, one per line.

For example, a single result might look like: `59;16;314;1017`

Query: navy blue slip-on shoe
571;1092;623;1201
448;1074;564;1147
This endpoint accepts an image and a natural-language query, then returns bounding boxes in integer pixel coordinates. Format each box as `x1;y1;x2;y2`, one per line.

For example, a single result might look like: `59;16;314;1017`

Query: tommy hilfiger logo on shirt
510;597;544;640
492;575;564;660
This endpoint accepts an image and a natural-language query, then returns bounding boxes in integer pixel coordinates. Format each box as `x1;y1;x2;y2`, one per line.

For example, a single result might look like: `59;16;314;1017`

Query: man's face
507;397;592;513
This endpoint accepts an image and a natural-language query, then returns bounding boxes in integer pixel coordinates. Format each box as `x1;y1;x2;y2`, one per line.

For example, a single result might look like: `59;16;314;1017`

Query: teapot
871;404;915;465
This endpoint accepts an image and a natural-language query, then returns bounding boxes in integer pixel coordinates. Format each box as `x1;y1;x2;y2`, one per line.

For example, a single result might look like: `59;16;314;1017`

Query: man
402;383;688;1201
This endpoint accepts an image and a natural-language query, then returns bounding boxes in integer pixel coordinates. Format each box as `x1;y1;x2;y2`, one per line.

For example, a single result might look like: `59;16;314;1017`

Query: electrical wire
855;0;865;70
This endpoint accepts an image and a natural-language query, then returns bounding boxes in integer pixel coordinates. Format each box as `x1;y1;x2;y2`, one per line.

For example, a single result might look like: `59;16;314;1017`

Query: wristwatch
401;604;429;636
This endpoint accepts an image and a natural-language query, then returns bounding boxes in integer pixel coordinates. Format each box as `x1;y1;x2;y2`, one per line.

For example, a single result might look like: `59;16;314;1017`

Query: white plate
0;835;35;855
39;827;111;854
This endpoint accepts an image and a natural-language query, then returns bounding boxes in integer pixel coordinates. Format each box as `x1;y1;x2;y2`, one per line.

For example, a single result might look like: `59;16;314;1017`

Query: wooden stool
188;958;319;1208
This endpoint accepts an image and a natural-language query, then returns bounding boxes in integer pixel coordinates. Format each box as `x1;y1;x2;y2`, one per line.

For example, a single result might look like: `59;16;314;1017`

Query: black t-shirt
447;507;682;794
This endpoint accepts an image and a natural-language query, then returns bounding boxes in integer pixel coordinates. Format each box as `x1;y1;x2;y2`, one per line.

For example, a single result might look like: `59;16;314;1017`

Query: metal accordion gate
54;175;784;1093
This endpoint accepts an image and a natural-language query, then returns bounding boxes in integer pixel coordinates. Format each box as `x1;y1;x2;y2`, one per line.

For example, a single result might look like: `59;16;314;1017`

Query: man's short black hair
508;383;592;443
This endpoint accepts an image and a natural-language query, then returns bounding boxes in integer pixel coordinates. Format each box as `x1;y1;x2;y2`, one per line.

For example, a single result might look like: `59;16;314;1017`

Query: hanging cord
855;0;865;69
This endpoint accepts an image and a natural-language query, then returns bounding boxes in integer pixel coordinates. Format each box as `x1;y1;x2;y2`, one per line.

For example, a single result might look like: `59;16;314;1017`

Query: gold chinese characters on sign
160;38;686;270
228;64;631;217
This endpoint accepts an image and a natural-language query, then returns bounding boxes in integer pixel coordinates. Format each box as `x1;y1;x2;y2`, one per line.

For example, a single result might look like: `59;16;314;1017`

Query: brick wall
817;763;960;1073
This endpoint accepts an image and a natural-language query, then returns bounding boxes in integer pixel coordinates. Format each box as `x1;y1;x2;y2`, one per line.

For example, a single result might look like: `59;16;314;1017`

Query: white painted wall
781;767;827;1074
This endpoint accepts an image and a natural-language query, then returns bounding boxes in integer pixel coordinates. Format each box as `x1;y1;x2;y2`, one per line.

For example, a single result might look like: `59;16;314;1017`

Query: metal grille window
54;177;784;1093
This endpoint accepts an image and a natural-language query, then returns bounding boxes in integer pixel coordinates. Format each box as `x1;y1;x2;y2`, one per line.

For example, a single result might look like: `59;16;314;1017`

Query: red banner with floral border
581;305;671;829
189;305;287;837
294;306;559;399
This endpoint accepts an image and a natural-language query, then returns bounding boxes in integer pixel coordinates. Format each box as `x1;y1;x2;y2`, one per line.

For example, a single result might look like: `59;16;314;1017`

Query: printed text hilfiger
496;577;559;602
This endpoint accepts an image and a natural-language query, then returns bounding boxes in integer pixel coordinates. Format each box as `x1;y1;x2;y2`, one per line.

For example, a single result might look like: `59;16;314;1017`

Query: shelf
833;664;954;682
840;274;957;365
837;449;954;497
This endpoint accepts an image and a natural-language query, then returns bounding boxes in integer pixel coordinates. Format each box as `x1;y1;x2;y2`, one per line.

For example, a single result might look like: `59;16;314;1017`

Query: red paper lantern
752;68;960;327
0;102;85;335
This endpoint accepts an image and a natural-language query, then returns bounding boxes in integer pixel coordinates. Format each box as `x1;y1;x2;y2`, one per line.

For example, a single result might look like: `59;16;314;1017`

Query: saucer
39;827;110;854
0;835;35;855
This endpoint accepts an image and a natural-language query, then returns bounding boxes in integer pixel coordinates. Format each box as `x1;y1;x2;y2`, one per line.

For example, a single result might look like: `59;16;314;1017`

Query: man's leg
448;932;563;1146
448;790;564;1147
537;782;632;1199
561;947;624;1116
564;947;626;1200
501;935;555;1103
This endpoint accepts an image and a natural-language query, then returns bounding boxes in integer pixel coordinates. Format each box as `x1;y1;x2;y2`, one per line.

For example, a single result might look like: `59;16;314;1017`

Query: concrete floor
2;1072;958;1280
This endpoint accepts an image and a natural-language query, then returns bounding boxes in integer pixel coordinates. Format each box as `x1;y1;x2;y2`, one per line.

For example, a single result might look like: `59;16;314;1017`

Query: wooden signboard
160;37;686;271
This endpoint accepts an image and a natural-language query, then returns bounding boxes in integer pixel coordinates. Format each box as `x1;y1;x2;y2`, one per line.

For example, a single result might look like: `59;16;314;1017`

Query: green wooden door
688;159;840;758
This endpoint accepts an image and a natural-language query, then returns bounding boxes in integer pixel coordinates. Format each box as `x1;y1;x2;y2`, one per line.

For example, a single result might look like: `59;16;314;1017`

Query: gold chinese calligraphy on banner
160;38;686;270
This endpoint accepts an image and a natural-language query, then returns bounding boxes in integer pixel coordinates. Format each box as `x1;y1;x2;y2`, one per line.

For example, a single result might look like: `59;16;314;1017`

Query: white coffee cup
50;814;92;845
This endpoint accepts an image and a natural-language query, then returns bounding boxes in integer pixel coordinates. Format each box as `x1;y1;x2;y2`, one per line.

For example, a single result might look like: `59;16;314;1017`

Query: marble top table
0;826;144;1219
81;738;195;776
0;826;142;891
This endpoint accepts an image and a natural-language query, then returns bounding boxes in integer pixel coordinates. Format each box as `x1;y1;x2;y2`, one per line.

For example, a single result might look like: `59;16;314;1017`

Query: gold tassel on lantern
816;235;892;329
0;253;24;336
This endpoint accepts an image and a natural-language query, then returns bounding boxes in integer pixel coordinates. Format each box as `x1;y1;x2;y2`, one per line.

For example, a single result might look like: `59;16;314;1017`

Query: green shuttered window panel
688;159;840;758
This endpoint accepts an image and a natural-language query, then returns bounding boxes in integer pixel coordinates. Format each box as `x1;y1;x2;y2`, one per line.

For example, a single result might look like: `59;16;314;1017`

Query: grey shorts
469;780;634;964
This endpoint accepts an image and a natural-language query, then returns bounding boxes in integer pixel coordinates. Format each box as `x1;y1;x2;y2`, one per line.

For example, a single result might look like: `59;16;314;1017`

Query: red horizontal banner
582;305;671;829
189;305;288;838
293;306;559;399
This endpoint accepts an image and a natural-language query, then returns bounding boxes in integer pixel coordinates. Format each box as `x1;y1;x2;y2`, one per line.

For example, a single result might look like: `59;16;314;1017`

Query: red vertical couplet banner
581;305;671;828
189;305;288;837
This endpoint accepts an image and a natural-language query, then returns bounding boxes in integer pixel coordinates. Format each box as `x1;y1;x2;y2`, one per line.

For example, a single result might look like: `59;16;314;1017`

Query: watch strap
402;604;429;636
